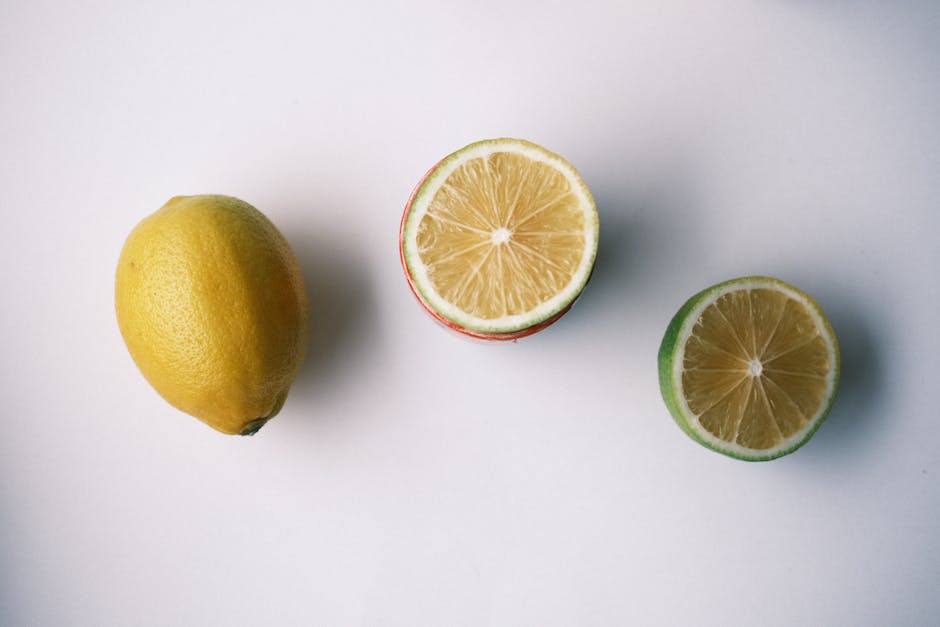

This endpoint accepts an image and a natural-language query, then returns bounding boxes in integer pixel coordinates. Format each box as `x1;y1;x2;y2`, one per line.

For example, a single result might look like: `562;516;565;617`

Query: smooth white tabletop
2;2;938;625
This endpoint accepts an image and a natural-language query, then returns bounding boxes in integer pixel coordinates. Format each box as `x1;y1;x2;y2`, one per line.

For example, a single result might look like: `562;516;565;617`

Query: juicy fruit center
415;151;586;320
681;288;831;450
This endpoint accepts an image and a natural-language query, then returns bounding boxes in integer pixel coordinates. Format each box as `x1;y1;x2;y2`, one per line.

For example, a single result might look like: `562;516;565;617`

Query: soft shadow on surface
778;0;940;73
551;163;707;334
279;223;376;405
787;280;885;465
781;0;939;17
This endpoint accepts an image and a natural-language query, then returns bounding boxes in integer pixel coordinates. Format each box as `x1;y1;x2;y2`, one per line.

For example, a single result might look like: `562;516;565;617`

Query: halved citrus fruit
399;138;599;339
658;277;840;461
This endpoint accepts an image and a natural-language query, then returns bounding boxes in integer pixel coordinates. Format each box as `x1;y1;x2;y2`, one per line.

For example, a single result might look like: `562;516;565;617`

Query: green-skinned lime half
658;276;840;461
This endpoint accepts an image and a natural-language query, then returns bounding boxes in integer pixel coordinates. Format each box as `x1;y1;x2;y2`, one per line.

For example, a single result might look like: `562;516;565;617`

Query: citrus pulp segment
400;139;599;337
658;277;840;461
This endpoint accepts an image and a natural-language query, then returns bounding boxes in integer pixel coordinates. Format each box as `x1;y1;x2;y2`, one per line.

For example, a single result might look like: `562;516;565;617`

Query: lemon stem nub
240;418;270;436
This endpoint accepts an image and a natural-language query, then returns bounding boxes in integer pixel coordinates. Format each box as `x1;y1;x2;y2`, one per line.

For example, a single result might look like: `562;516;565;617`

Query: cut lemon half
658;277;840;461
400;138;599;339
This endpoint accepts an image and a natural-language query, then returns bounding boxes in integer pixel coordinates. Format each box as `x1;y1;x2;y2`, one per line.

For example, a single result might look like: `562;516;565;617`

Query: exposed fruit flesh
415;151;586;321
681;288;832;450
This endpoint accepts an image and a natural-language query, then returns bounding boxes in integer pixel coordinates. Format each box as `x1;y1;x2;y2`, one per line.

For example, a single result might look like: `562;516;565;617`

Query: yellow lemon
115;195;308;435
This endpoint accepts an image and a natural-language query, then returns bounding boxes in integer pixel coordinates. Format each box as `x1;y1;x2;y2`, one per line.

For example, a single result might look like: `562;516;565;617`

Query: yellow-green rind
401;138;599;335
657;276;841;462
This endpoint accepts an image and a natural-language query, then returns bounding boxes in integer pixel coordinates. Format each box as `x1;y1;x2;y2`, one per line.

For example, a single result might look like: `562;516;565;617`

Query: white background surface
2;1;938;625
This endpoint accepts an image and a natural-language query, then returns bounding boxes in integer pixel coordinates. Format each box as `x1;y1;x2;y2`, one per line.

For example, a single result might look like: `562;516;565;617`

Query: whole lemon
115;195;308;435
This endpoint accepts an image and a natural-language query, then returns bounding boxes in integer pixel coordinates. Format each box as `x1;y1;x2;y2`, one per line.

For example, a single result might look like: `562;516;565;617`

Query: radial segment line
513;193;574;229
762;368;825;379
501;166;530;228
731;378;754;443
688;335;751;365
714;305;751;357
691;376;749;417
512;239;568;274
503;243;540;297
747;290;758;356
762;333;820;364
494;245;508;317
761;375;809;422
513;230;584;236
429;238;492;265
441;182;496;229
758;295;789;358
426;212;490;235
480;154;503;228
755;378;785;440
509;168;549;229
449;245;494;303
